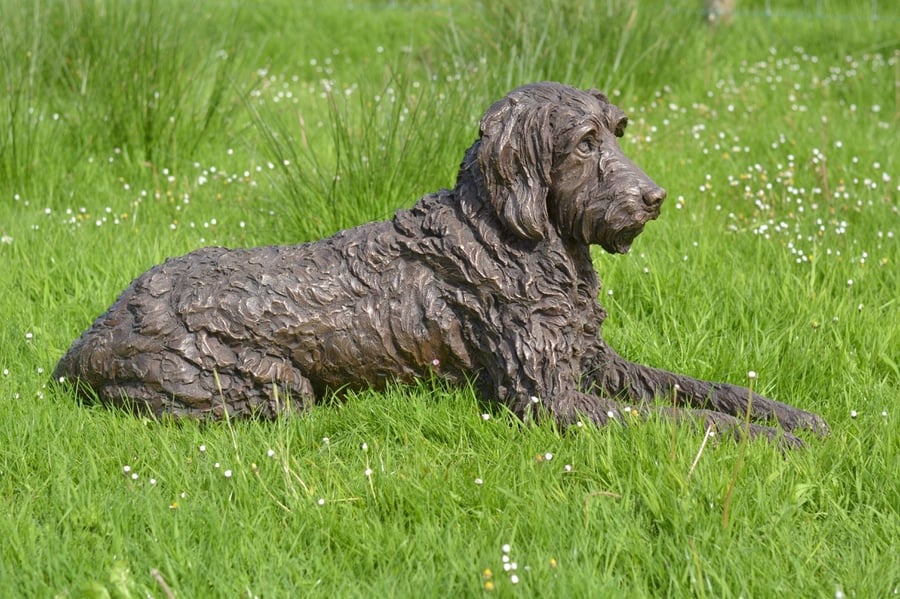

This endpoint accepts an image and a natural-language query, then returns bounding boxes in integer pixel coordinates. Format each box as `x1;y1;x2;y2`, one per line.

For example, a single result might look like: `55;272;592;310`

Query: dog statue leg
645;405;806;449
539;390;629;428
534;386;805;448
583;343;828;436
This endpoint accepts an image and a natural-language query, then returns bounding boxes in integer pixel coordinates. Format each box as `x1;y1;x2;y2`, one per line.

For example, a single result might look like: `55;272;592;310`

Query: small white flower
530;396;540;404
149;478;157;485
199;444;206;453
474;478;484;485
606;410;615;418
502;544;511;554
544;452;553;461
214;462;220;469
131;473;138;480
224;469;232;478
123;465;131;473
564;464;572;472
317;498;325;506
850;410;858;419
322;437;330;445
481;413;491;421
267;449;275;458
364;468;373;478
882;410;888;417
510;574;520;585
361;442;368;451
748;371;758;380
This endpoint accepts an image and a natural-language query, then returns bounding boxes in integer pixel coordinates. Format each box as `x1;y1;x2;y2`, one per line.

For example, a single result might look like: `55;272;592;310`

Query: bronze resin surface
53;83;828;446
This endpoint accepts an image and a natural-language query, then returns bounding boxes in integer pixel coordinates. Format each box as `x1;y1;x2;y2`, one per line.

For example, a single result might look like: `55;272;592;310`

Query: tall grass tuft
450;0;702;94
0;0;246;195
251;60;475;239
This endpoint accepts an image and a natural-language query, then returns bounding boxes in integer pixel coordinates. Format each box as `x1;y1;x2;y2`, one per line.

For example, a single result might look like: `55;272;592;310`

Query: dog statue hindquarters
53;83;827;445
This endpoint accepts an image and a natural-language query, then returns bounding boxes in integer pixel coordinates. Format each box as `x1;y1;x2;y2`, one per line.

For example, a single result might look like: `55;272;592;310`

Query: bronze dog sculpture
54;83;828;445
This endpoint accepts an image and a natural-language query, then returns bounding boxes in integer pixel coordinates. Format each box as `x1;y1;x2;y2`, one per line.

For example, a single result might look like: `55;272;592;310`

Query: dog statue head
478;82;666;253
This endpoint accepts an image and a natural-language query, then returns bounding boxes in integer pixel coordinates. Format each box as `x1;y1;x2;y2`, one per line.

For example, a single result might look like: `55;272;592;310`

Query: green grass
1;0;898;596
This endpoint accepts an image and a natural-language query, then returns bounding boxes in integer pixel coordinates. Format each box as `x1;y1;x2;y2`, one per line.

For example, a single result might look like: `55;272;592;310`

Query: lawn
1;0;897;596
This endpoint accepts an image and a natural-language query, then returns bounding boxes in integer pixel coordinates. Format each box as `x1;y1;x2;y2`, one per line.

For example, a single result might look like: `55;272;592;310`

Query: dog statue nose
642;186;666;209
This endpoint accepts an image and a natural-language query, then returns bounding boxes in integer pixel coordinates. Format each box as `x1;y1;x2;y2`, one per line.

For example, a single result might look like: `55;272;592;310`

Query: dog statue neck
453;142;484;196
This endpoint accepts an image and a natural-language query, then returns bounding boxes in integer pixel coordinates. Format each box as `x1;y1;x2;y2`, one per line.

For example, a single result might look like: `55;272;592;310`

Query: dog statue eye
576;138;595;154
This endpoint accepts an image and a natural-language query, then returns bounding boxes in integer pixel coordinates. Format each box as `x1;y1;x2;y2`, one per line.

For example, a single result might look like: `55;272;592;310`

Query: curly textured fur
53;82;827;446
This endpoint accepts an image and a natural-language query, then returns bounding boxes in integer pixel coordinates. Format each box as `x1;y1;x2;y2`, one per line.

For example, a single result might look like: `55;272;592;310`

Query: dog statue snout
642;184;666;210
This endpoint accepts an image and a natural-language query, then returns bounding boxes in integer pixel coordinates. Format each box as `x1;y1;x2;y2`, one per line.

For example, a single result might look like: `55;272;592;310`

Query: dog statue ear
609;106;628;138
478;96;553;241
589;89;628;138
